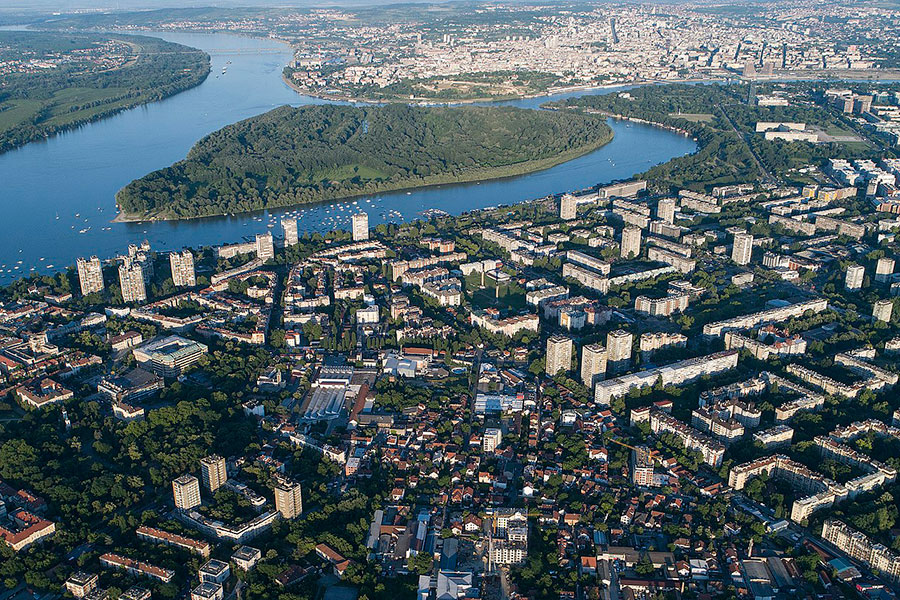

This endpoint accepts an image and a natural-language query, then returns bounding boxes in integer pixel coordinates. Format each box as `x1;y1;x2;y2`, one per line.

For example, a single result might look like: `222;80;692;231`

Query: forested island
115;104;613;220
0;31;209;154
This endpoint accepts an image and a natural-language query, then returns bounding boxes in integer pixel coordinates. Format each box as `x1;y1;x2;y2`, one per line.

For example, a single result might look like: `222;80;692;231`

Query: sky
2;0;465;10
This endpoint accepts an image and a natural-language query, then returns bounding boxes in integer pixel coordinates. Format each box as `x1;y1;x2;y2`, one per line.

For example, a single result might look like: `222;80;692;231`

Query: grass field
0;99;43;131
668;112;714;122
0;87;133;136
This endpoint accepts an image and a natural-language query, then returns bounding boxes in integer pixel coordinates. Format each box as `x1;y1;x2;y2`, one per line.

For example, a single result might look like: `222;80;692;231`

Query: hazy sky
2;0;461;10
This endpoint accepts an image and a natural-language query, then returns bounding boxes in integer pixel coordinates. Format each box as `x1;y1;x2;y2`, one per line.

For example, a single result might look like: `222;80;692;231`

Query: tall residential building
274;480;303;519
621;226;642;259
845;264;865;291
545;336;573;376
351;213;369;242
199;455;227;493
631;446;655;487
128;242;154;282
657;198;676;224
282;217;298;246
173;475;201;510
560;194;577;221
874;299;894;323
606;329;633;374
732;233;754;266
169;250;196;288
876;257;895;283
76;256;104;296
581;343;607;389
256;233;275;261
119;260;147;304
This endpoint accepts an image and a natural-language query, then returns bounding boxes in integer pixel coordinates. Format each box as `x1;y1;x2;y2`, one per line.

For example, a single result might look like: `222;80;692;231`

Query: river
0;31;696;283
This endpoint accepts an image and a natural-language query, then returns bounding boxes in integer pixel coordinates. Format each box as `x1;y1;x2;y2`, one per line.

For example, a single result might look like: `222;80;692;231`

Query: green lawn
668;112;714;122
0;99;43;133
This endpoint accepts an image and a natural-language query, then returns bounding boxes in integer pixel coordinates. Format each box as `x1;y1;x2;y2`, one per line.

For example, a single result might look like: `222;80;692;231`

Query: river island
114;103;614;221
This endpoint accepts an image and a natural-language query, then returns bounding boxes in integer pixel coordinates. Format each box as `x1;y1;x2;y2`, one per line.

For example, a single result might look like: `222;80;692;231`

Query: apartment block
352;213;369;241
545;335;573;376
169;250;196;287
200;455;227;493
76;256;104;296
173;475;201;510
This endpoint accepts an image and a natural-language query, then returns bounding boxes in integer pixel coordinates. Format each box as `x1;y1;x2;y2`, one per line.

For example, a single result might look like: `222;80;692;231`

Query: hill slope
115;103;613;220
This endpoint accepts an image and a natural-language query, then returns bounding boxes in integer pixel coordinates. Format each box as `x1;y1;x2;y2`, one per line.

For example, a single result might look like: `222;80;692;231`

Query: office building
173;475;201;510
732;233;754;266
274;479;303;519
133;335;208;378
352;213;369;241
169;250;196;288
845;264;865;291
282;217;298;246
581;343;607;388
77;256;104;296
657;198;676;224
874;299;894;322
606;329;633;374
560;194;577;220
256;233;274;261
118;260;147;304
545;335;573;376
621;226;641;259
200;455;227;493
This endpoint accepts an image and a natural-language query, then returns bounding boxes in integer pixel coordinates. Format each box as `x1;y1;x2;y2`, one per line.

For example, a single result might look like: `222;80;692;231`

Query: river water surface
0;31;696;282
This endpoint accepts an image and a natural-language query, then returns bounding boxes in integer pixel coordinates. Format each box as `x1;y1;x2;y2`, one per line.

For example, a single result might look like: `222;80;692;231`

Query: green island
115;103;613;220
0;31;210;154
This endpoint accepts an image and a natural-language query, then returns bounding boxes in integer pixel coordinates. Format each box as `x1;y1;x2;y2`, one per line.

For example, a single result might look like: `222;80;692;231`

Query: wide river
0;32;696;283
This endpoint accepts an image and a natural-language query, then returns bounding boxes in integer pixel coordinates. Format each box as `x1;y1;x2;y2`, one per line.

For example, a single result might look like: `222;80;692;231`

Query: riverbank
280;72;726;106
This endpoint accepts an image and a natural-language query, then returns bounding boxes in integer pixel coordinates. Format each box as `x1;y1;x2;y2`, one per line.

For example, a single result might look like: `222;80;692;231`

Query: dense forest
115;104;613;219
0;32;209;154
